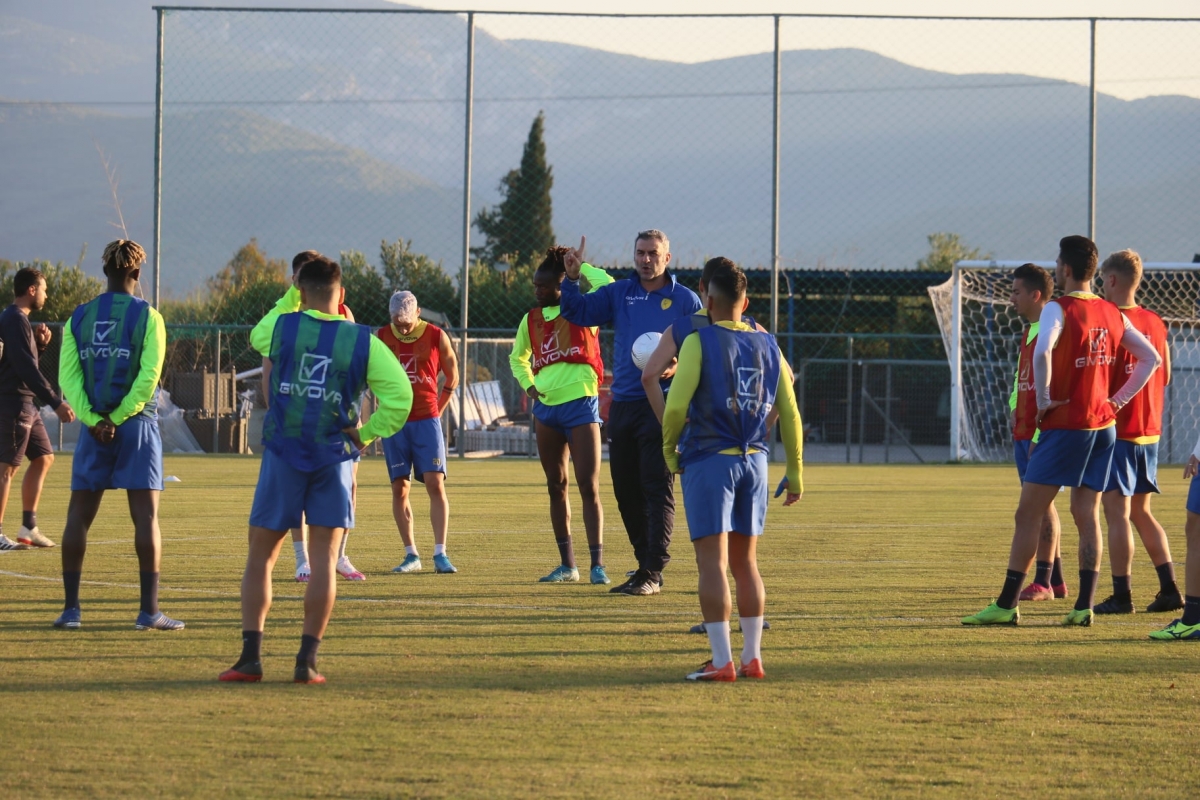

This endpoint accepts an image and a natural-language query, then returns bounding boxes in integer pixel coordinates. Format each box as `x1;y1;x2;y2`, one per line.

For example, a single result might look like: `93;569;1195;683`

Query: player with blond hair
1094;249;1181;615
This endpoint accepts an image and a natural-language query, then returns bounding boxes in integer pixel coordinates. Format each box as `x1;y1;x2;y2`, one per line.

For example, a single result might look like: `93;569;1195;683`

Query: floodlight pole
1087;18;1097;240
152;8;165;307
770;15;782;335
456;12;475;457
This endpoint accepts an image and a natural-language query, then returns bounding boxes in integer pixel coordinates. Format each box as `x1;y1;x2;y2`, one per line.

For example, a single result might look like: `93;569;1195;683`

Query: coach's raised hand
563;235;586;281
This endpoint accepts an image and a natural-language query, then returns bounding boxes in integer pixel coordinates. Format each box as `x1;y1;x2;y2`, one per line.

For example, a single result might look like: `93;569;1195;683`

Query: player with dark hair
1094;249;1181;615
0;266;75;550
263;251;365;583
964;235;1161;627
1008;263;1069;602
662;259;803;681
559;232;701;596
378;290;459;575
53;240;181;631
509;245;614;584
220;255;411;684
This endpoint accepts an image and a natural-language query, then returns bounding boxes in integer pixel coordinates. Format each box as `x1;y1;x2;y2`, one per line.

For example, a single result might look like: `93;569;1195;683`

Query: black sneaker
1094;593;1134;615
610;575;637;593
1146;588;1184;613
619;570;661;596
293;663;326;684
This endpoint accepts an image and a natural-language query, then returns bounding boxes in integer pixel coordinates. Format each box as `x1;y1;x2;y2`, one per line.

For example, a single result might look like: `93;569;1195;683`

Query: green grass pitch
2;455;1199;797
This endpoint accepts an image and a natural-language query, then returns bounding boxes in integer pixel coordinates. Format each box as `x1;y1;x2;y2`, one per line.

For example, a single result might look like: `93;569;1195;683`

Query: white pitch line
0;569;695;616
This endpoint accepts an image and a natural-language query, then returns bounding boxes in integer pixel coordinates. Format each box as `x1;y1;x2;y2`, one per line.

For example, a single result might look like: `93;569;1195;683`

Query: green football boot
961;602;1019;626
1062;608;1094;626
1149;618;1200;641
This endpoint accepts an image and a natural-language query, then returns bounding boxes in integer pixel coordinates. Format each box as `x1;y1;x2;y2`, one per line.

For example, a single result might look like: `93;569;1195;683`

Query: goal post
930;260;1200;463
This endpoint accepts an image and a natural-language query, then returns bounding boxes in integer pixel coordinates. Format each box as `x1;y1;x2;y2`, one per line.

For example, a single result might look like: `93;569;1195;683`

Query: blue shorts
1023;426;1116;491
383;417;446;483
72;416;163;492
1014;439;1033;483
533;396;601;440
680;452;768;540
1187;475;1200;515
1104;439;1160;496
249;449;355;531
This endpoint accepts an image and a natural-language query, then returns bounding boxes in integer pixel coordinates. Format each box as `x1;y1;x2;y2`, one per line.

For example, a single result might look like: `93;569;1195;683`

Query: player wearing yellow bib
662;259;803;682
510;247;614;584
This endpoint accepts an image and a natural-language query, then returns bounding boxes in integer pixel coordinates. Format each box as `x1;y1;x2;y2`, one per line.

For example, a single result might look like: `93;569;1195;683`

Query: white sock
433;543;446;557
740;616;764;664
405;545;419;557
292;540;308;567
704;620;733;669
338;532;350;561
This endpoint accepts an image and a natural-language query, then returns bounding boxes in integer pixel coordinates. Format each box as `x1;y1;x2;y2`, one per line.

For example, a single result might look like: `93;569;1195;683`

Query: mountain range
2;0;1197;292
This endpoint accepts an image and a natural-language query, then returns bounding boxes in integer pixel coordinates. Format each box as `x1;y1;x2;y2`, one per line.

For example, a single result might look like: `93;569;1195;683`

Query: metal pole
884;363;892;464
770;15;782;334
844;335;853;464
858;362;867;464
949;264;962;461
213;329;221;454
456;12;476;457
152;8;165;307
1087;18;1097;240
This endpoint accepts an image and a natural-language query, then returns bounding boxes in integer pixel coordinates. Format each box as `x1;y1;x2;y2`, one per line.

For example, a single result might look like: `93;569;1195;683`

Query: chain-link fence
10;9;1199;460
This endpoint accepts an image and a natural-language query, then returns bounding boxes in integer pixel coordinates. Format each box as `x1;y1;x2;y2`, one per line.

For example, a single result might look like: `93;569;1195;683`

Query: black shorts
0;402;53;466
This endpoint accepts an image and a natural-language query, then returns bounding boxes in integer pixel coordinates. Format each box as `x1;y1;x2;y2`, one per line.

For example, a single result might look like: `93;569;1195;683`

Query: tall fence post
1088;17;1098;240
456;12;476;458
858;361;867;463
844;335;853;464
770;14;782;334
213;328;221;454
884;363;893;464
152;7;165;308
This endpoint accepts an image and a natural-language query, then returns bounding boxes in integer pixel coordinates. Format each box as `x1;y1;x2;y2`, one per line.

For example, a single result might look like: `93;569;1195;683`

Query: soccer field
2;456;1198;798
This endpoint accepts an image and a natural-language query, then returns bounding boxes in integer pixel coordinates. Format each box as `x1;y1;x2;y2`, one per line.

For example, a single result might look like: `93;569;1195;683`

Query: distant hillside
2;1;1197;285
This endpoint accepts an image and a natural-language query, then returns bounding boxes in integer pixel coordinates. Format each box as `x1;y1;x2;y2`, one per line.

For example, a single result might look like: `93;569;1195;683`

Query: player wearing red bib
510;246;613;584
1094;249;1181;615
964;236;1161;627
1008;264;1068;602
379;291;459;575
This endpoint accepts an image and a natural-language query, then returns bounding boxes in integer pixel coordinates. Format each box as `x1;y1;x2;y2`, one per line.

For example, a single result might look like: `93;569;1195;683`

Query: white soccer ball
631;331;662;371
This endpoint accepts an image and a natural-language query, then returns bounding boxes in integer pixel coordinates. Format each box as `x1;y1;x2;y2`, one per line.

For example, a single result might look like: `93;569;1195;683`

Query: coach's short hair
1058;235;1098;282
295;255;341;293
292;250;322;275
634;229;670;252
14;266;44;298
537;245;572;277
389;290;418;324
1013;263;1053;300
1101;249;1143;288
704;257;747;308
102;239;146;274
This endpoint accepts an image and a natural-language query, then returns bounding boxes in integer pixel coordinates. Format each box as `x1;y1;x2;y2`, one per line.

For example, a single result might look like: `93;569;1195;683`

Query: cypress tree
474;111;554;268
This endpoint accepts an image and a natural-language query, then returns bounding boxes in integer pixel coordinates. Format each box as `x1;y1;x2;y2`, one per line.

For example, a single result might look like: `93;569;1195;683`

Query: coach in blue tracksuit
560;231;701;596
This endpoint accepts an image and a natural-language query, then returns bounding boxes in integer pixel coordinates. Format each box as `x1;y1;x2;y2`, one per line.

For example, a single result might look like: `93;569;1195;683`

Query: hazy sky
394;1;1200;100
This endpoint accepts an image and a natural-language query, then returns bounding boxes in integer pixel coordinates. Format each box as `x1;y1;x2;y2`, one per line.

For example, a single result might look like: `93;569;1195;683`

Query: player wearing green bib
54;240;180;632
220;256;412;684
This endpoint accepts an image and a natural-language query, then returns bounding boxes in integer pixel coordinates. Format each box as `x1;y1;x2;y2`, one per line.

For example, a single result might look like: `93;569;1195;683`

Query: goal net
929;260;1200;462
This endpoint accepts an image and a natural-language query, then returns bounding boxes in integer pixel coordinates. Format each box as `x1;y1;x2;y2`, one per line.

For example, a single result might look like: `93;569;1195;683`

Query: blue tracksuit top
559;269;701;403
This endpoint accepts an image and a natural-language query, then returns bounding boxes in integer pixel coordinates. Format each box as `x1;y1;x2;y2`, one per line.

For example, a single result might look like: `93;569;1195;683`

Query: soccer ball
631;331;662;371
